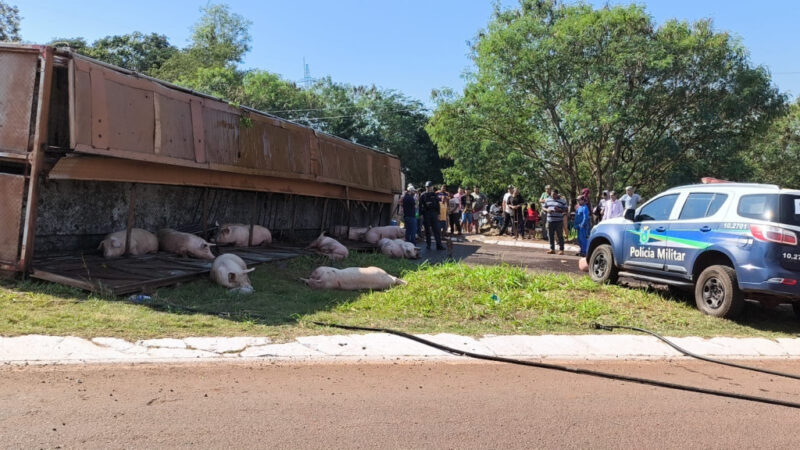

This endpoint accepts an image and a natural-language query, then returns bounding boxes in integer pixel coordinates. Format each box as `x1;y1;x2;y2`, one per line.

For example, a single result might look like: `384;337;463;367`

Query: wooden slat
19;48;55;273
89;66;110;149
190;99;206;163
31;247;299;295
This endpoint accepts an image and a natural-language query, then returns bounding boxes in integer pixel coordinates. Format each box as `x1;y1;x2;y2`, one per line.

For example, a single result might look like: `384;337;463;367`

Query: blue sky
14;0;800;107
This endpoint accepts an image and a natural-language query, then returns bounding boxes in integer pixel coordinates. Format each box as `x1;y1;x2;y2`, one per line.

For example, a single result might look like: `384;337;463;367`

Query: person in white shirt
620;186;642;220
500;185;514;235
595;190;609;222
603;191;624;220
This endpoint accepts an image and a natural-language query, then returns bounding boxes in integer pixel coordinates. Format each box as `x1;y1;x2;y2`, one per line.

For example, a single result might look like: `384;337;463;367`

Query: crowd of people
397;182;644;257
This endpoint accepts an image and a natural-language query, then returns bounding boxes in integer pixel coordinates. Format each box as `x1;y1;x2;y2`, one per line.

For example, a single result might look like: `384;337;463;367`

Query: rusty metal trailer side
0;44;403;279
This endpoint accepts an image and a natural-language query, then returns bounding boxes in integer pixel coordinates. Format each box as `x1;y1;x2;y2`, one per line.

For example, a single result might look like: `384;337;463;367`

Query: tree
241;70;320;122
189;3;251;66
0;1;20;42
154;3;251;85
354;88;448;184
427;1;785;203
48;37;89;52
748;99;800;188
85;32;177;74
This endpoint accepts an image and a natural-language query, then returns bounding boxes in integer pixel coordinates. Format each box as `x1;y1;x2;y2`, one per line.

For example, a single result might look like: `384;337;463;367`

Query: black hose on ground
592;322;800;380
312;321;800;410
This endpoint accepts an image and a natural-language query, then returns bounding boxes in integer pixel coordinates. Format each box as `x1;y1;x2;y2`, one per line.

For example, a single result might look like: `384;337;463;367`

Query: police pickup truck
587;183;800;319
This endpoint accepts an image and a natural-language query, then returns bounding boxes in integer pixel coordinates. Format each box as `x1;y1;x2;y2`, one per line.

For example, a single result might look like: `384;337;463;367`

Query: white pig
364;226;406;244
331;225;370;241
306;232;349;261
97;228;158;258
210;253;255;293
157;228;216;260
214;223;272;246
378;238;420;259
300;266;407;290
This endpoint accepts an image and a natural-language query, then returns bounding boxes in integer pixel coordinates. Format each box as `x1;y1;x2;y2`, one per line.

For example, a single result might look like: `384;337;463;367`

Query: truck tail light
750;224;798;246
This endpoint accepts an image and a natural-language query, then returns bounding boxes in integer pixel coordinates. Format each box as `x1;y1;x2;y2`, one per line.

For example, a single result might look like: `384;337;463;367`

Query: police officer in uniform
420;181;445;250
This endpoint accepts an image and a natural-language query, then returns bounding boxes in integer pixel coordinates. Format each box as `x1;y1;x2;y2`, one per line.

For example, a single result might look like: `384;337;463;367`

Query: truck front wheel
588;244;618;285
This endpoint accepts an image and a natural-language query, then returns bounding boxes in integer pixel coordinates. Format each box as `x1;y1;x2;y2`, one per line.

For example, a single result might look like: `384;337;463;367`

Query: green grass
1;251;799;340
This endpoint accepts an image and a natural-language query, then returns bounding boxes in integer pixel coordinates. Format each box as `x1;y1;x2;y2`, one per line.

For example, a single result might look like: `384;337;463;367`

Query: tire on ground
694;265;744;319
792;302;800;320
588;244;618;284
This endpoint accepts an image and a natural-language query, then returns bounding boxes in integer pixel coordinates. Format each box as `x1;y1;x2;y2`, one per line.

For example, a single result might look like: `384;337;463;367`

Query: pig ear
97;241;105;251
222;227;230;235
111;239;122;249
228;273;237;282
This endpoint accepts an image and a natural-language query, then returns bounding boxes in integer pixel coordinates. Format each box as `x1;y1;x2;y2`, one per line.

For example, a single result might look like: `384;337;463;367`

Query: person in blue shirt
575;195;591;257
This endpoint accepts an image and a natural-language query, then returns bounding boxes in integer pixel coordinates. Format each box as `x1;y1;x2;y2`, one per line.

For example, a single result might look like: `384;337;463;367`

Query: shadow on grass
4;242;482;330
143;246;482;327
618;279;800;335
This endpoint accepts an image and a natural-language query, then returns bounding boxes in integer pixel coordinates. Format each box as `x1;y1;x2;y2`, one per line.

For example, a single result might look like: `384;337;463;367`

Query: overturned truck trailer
0;44;403;292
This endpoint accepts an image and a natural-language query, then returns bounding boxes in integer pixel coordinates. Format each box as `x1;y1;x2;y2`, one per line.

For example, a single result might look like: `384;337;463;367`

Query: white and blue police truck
587;183;800;319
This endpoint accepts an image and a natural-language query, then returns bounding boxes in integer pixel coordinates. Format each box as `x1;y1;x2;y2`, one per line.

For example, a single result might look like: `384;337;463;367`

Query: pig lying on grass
364;225;405;244
377;238;420;259
210;253;255;294
300;266;407;290
306;232;349;261
331;225;370;241
157;229;216;259
214;223;272;247
98;228;158;258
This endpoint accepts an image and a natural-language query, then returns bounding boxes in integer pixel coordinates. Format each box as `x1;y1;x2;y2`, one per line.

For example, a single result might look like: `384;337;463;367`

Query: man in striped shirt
544;189;568;255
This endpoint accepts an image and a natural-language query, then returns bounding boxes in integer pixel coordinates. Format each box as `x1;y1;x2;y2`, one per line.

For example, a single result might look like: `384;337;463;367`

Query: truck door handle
700;226;711;232
655;226;666;232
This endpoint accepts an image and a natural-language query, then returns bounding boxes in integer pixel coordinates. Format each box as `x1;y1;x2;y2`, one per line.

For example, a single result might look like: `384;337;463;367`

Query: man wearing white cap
620;186;641;221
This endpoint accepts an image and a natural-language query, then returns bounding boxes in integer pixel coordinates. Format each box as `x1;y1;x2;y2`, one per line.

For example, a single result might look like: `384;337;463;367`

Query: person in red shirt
525;204;539;237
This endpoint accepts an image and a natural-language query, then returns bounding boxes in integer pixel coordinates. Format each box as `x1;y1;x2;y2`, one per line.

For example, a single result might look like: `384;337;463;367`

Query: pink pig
214;223;272;247
306;232;349;261
300;266;407;290
157;229;216;259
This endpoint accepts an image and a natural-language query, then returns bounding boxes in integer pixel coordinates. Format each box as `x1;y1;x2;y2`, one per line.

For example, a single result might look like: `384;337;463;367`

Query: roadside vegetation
1;253;798;341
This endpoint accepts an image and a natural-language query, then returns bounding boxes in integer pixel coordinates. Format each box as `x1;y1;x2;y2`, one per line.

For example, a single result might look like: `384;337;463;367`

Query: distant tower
301;57;314;88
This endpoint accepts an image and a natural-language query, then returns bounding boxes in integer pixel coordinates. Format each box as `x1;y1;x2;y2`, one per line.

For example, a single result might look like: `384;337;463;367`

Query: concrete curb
3;333;800;365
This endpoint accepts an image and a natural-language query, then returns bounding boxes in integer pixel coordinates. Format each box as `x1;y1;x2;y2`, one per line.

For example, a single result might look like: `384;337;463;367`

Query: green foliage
85;32;177;74
41;2;444;184
428;0;785;203
748;99;800;188
48;37;89;52
4;256;796;340
189;3;251;66
0;1;20;42
241;70;319;121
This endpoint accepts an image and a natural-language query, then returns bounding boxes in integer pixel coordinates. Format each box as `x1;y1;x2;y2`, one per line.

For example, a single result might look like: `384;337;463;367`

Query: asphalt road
3;360;800;449
420;240;584;275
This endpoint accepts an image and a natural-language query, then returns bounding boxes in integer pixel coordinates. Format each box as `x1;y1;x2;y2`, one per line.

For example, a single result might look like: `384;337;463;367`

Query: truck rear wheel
792;302;800;320
588;244;618;284
694;265;744;318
